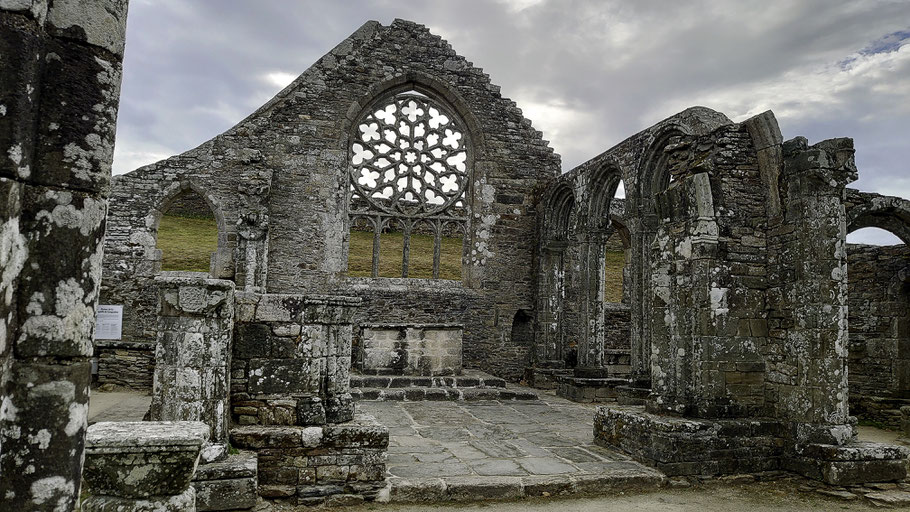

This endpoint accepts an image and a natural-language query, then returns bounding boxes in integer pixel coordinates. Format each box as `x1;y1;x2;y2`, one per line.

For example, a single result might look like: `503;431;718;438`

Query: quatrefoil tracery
350;93;468;216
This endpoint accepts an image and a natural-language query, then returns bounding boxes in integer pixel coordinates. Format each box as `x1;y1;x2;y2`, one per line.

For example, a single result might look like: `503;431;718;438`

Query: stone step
351;373;507;389
616;385;651;406
192;452;258;511
351;386;538;402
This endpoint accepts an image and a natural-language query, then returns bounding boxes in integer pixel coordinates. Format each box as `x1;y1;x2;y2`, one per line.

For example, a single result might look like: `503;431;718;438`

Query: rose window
347;90;470;280
350;92;468;216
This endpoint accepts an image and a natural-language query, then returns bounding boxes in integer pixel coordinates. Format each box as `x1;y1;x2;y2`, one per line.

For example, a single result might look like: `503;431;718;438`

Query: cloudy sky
113;0;910;244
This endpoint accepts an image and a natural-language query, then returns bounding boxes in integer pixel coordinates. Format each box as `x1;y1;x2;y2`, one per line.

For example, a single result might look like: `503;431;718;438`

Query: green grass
157;215;218;272
604;250;625;303
347;229;464;280
156;214;627;299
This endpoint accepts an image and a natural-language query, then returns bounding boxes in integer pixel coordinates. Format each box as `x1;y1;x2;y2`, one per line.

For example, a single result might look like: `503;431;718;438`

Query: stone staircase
350;370;539;401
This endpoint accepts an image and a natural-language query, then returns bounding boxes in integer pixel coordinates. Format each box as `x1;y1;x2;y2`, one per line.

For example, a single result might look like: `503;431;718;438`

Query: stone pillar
0;2;129;510
774;137;857;444
82;421;208;511
646;172;721;416
576;232;607;376
150;273;235;463
536;244;567;367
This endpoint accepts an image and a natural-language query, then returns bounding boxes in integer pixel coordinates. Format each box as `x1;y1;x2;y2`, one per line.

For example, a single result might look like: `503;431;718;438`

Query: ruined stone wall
646;123;769;418
534;108;732;379
847;243;910;426
0;1;128;508
231;294;359;426
101;19;559;383
766;136;856;444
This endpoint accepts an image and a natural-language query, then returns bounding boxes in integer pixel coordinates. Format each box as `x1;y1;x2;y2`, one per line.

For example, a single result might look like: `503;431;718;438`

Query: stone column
150;274;235;462
0;2;129;510
576;232;607;376
775;137;857;444
535;244;567;367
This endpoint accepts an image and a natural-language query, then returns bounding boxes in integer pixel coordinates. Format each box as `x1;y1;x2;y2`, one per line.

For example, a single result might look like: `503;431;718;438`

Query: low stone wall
594;406;784;476
359;323;463;376
230;413;388;506
595;405;910;485
231;293;360;426
850;395;910;430
95;341;155;390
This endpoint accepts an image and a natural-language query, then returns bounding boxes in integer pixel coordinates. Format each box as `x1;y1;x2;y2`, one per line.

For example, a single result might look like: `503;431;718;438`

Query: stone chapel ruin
3;7;910;510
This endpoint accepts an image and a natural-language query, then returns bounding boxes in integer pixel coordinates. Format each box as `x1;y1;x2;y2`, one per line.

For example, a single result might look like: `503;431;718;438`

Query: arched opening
511;309;534;348
156;188;219;273
629;129;688;384
846;221;910;428
346;88;470;280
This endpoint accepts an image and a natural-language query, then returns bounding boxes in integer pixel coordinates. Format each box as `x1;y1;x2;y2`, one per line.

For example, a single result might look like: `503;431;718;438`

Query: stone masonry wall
847;243;910;427
95;341;155;390
231;294;360;427
100;19;560;385
0;2;129;510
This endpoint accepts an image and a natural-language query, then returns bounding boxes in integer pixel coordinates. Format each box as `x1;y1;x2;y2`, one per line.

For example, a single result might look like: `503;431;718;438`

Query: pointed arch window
348;90;469;279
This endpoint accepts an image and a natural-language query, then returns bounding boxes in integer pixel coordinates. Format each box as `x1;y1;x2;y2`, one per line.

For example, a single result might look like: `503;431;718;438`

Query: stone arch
845;195;910;412
587;162;623;233
638;125;691;208
846;196;910;245
151;180;232;277
341;71;488;161
545;183;575;241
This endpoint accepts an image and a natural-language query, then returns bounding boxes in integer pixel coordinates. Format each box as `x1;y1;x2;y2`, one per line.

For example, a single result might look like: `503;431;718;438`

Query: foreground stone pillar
0;2;129;510
82;421;208;511
774;137;856;444
150;273;235;463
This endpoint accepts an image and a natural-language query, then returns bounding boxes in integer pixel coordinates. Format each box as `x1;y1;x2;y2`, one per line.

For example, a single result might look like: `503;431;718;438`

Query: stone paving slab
358;390;664;502
87;390;152;425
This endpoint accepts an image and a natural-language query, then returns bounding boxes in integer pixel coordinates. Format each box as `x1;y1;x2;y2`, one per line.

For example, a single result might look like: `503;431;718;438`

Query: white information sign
94;305;123;340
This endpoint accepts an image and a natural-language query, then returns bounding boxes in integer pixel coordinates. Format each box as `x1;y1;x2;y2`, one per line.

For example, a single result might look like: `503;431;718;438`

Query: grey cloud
113;0;910;246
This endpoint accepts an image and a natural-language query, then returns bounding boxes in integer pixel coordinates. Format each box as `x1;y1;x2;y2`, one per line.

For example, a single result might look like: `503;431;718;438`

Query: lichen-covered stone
83;421;208;499
150;274;234;463
0;2;128;509
82;487;196;512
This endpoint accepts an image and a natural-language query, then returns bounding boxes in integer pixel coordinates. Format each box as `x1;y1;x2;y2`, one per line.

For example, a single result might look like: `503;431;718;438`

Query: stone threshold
386;467;665;502
351;386;538;401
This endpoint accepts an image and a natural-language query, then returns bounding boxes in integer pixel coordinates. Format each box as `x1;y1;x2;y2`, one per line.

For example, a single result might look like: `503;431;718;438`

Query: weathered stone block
234;323;271;359
193;477;257;511
82;487;197;512
82;421;209;499
248;358;313;395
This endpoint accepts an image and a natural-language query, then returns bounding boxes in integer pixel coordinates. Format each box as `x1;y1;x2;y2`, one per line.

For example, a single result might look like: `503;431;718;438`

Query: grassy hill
156;214;626;299
157;215;219;272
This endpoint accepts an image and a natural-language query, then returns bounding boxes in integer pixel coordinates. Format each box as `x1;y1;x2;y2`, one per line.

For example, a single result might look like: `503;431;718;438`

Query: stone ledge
387;466;664;503
352;387;538;401
230;413;388;450
82;487;196;512
86;421;210;450
194;452;258;481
